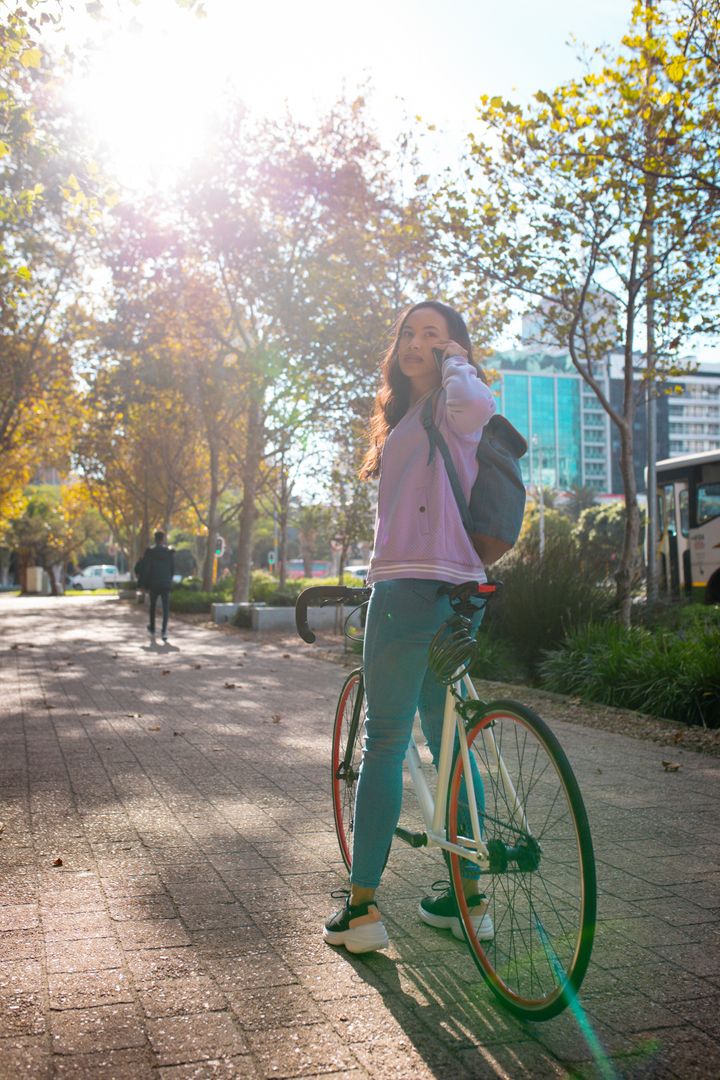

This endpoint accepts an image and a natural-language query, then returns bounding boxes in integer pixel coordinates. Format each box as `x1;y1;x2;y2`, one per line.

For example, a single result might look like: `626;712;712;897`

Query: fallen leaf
282;653;291;658
224;682;236;689
127;713;142;719
10;644;19;650
46;705;56;710
661;760;681;772
192;664;202;669
52;857;63;867
173;731;183;737
596;768;602;774
148;725;161;732
160;669;170;675
672;731;684;743
0;822;5;834
271;714;282;724
236;663;244;667
112;653;118;659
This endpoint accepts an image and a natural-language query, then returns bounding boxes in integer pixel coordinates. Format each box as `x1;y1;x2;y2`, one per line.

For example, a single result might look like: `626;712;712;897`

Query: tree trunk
277;466;290;591
202;445;219;591
233;396;264;603
615;419;641;627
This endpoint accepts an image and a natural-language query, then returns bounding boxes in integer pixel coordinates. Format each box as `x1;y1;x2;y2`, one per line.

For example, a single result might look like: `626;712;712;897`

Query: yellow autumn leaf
20;48;42;69
667;56;685;83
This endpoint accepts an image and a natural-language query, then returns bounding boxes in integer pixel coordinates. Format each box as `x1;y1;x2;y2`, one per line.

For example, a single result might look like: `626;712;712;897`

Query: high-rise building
489;349;720;496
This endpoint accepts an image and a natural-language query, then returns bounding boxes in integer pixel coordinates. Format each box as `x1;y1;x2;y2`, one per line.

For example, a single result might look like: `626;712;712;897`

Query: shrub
249;572;364;604
169;588;213;613
539;619;720;727
485;537;615;675
470;632;526;684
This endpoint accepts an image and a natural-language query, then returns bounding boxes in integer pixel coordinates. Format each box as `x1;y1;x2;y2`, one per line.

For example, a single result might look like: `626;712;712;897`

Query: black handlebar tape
294;586;350;644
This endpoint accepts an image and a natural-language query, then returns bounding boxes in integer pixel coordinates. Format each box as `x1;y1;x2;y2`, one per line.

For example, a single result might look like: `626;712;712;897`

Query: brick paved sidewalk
1;595;719;1079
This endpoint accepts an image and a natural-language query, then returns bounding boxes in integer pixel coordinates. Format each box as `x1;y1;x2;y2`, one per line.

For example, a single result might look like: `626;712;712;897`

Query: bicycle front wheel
446;700;596;1021
331;668;366;872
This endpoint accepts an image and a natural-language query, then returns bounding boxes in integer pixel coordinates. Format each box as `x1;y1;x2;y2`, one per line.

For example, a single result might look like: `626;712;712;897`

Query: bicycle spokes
447;701;596;1020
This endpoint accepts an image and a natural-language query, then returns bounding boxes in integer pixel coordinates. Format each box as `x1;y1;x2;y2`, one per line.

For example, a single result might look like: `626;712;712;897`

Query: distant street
1;595;719;1078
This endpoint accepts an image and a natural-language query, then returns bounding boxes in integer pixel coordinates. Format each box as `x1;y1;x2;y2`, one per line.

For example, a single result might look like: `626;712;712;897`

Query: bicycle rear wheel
331;668;366;871
446;700;596;1021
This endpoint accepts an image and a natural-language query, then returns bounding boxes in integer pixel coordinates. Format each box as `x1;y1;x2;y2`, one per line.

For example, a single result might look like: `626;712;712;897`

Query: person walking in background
135;531;175;642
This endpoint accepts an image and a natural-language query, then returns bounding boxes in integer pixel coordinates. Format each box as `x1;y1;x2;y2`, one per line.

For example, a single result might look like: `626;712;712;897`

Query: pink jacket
367;356;497;586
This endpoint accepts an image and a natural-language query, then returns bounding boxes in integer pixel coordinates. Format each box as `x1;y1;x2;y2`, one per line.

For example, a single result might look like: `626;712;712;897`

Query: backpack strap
420;394;474;535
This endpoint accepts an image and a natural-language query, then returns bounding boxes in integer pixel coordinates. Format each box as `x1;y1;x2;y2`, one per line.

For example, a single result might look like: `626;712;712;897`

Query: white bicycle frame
403;671;530;871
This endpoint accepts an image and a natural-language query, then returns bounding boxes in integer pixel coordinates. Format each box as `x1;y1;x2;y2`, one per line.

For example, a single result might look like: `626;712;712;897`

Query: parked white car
68;565;130;590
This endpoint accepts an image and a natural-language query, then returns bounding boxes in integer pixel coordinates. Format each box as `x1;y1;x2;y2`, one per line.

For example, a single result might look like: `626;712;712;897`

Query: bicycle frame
402;671;529;872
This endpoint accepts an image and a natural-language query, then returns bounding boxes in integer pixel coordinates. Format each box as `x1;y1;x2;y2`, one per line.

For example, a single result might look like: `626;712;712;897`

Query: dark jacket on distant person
135;544;174;590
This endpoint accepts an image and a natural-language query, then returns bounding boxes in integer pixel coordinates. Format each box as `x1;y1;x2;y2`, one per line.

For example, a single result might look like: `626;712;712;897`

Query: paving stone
113;917;192;950
137;975;227;1018
0;1034;52;1079
45;936;125;974
247;1023;356;1078
48;970;134;1010
146;1011;248;1066
50;1003;147;1055
52;1046;156;1079
158;1057;260;1079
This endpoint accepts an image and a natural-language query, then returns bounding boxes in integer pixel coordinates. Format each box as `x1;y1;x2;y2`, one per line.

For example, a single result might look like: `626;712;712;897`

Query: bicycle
295;580;597;1022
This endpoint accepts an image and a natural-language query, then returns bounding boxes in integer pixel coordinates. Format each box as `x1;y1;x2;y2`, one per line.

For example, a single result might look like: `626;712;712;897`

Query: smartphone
432;347;446;370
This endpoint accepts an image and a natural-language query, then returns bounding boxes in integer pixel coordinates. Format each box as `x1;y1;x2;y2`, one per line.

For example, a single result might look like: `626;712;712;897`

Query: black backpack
421;394;528;566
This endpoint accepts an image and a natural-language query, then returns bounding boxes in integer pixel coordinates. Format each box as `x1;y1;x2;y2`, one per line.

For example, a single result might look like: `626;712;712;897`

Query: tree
1;15;111;521
182;96;444;601
296;503;333;578
8;481;106;594
327;420;375;582
434;1;720;625
575;502;636;585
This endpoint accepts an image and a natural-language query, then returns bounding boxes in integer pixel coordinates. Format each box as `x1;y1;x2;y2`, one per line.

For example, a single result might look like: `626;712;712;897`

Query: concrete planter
211;601;355;632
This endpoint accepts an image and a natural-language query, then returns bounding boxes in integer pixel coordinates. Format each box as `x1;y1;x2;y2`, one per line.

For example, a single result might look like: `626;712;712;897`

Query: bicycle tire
446;699;596;1021
331;668;366;872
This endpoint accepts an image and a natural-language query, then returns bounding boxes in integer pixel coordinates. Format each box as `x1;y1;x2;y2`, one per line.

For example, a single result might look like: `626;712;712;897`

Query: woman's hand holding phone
432;340;470;370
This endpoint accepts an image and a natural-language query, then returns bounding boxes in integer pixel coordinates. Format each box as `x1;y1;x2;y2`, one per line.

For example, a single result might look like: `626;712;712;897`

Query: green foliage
485;538;615;674
574;502;628;582
539;618;720;727
169;588;214;613
517;506;576;557
248;571;362;605
470;632;527;684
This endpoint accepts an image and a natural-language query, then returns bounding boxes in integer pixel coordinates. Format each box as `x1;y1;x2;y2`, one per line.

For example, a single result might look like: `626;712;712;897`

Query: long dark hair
360;300;484;479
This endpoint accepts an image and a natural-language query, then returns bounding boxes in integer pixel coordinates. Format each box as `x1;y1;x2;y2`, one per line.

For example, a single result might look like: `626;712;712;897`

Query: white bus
653;449;720;603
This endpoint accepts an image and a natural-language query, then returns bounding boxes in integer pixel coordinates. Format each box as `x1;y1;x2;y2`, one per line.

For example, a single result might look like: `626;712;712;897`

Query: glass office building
491;349;720;496
491;351;610;492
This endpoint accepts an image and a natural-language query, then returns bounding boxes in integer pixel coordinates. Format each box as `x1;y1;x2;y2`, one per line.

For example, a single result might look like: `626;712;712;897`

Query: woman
324;300;497;953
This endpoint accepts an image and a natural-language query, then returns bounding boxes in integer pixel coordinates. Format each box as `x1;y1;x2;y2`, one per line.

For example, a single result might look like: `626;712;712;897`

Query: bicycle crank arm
394;827;428;848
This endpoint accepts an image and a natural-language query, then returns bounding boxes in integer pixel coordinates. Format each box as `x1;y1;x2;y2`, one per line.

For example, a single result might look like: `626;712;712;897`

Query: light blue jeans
351;578;486;889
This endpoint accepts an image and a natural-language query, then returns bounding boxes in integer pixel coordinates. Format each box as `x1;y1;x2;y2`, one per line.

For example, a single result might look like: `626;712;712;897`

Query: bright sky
57;0;719;362
61;0;632;188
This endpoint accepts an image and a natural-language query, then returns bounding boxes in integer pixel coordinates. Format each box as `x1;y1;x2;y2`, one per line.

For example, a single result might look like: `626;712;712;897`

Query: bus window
664;485;677;537
679;489;689;537
697;482;720;524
